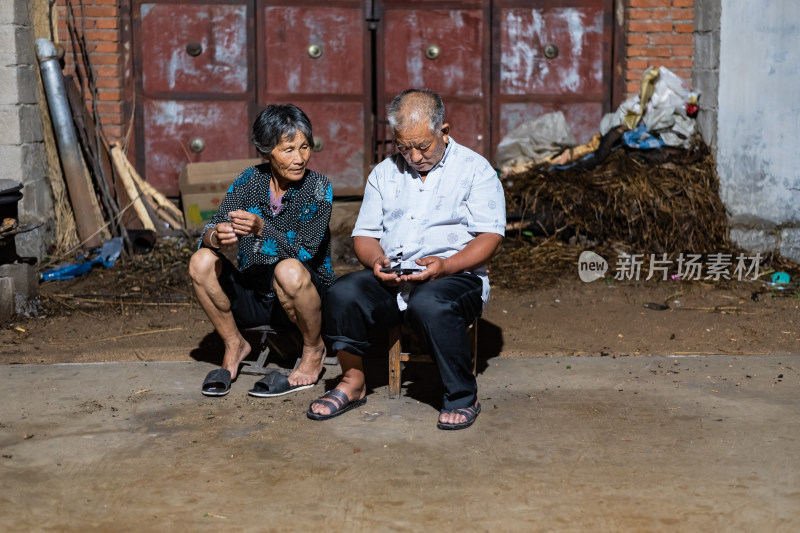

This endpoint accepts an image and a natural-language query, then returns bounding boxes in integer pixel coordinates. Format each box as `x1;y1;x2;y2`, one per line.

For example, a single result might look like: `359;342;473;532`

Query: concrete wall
714;1;800;261
0;0;53;260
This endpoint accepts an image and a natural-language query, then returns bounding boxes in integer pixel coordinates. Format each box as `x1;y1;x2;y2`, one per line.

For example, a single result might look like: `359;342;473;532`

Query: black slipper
306;389;366;421
437;403;481;430
248;369;322;398
201;368;231;397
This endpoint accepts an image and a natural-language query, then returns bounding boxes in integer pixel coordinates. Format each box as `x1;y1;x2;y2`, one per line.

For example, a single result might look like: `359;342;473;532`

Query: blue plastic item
622;123;665;150
40;237;123;282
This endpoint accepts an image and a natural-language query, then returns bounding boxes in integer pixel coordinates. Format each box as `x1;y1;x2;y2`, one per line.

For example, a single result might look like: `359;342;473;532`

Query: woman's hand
228;209;264;238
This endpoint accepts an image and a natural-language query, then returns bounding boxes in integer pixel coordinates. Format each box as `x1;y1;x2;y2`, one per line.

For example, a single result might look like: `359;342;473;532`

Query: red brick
95;18;119;30
97;89;121;101
673;0;693;6
102;127;123;142
628;46;673;57
88;54;120;65
96;102;122;114
657;58;693;69
626;81;641;94
93;0;119;5
95;66;120;77
649;34;693;45
627;59;650;70
671;45;693;57
629;0;670;7
84;29;118;42
627;34;648;45
628;9;652;20
95;77;121;89
92;42;119;53
82;6;118;17
666;8;694;20
675;22;693;33
629;21;673;32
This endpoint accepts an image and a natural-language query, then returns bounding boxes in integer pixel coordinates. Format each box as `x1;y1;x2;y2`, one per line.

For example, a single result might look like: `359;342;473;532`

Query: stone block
729;228;778;254
15;222;51;261
696;109;717;151
779;228;800;263
694;0;721;33
19;103;43;142
0;263;38;301
693;32;720;70
18;175;53;221
0;0;31;26
0;65;39;105
692;70;719;106
0;145;24;181
0;25;34;66
0;276;14;323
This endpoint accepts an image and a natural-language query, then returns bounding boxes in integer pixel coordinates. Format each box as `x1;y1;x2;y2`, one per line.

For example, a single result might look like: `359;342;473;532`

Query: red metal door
375;0;492;158
257;0;371;195
133;1;255;196
492;0;620;155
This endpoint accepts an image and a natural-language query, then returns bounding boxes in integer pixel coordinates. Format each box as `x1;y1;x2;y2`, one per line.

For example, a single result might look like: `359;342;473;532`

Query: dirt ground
2;237;800;531
2;236;800;365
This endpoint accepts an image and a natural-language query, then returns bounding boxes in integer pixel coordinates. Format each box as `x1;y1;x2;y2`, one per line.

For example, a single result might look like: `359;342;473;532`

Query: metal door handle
311;137;324;152
308;44;323;59
186;42;203;57
425;44;440;60
543;44;559;59
189;137;205;153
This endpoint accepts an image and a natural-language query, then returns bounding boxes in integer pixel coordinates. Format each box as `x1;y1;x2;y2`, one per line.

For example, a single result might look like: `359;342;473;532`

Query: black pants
324;269;483;410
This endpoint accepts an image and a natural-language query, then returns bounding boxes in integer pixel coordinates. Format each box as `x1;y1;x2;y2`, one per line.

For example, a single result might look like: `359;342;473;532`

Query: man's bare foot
309;383;366;417
221;337;251;380
288;343;326;386
439;401;480;424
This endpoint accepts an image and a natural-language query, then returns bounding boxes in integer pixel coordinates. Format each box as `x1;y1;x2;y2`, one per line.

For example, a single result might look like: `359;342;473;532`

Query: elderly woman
189;104;335;397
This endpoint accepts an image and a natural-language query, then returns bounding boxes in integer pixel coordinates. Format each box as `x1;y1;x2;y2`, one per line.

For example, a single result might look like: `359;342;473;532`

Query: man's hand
400;256;449;282
372;255;401;287
228;209;264;237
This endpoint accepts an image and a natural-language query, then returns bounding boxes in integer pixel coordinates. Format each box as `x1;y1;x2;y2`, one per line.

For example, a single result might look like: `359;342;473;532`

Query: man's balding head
387;89;445;134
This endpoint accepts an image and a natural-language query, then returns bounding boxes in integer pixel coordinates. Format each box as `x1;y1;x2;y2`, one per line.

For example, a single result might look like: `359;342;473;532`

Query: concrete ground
1;354;798;532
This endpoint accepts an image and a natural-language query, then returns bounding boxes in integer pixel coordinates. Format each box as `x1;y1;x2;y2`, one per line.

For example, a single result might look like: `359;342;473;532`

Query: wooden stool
388;319;478;399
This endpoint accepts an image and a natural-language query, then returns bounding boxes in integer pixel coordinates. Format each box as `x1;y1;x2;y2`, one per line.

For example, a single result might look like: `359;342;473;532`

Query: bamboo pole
109;145;156;232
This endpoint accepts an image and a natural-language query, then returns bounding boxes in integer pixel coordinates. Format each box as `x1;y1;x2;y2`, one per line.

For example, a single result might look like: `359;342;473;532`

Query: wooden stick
109;145;156;232
112;144;184;221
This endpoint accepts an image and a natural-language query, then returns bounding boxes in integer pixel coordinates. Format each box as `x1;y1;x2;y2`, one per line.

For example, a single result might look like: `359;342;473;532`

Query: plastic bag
495;111;576;169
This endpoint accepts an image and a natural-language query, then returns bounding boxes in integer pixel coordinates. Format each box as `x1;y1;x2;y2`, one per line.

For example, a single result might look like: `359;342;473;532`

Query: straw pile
492;142;739;288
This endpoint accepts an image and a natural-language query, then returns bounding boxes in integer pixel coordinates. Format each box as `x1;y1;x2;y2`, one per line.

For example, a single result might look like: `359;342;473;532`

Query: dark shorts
217;255;328;329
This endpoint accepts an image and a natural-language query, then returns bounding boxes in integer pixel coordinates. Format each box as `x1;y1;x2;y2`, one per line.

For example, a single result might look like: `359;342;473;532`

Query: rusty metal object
35;38;103;249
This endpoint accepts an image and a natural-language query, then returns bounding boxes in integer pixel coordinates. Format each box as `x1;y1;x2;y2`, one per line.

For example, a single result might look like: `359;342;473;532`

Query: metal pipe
35;38;103;249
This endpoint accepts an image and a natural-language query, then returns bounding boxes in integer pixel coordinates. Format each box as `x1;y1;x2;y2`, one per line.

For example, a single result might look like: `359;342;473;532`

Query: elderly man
308;88;505;430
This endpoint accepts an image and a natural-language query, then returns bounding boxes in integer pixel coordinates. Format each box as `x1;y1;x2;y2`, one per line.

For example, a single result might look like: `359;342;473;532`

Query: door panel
262;7;364;96
377;0;491;158
140;3;249;95
493;0;615;150
143;100;251;195
258;1;369;194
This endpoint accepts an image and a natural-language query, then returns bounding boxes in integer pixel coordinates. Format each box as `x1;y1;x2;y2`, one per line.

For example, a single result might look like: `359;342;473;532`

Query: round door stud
307;44;323;59
189;137;205;153
425;44;440;60
543;44;559;59
311;137;324;152
186;42;203;57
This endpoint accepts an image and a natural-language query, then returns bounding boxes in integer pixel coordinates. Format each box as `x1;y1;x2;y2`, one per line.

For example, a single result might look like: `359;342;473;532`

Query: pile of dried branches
505;143;729;256
491;143;795;289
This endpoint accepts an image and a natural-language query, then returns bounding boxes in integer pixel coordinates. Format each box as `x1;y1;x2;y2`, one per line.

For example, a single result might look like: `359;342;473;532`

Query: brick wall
626;0;694;97
55;0;124;143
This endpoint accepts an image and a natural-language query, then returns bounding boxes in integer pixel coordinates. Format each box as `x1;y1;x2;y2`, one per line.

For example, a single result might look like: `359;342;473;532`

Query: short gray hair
251;104;314;155
387;88;445;133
